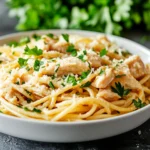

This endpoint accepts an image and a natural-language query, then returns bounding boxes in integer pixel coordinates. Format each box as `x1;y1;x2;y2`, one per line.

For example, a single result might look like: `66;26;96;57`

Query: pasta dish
0;33;150;121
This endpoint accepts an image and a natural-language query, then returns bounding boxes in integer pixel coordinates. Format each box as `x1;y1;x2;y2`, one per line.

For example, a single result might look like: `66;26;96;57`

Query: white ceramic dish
0;30;150;142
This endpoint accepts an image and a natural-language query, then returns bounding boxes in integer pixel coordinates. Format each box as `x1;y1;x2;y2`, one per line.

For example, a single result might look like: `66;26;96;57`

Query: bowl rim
0;29;150;125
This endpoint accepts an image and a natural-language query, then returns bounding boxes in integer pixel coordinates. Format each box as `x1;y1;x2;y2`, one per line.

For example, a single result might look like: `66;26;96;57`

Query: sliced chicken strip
124;55;145;79
87;52;101;68
92;68;114;88
46;38;69;53
41;57;89;76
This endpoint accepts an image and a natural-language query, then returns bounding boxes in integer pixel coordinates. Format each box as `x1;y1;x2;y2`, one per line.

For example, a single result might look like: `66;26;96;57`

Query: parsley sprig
18;58;28;68
133;98;146;109
111;82;130;98
66;44;77;56
80;81;91;88
79;70;91;81
24;46;43;56
62;34;69;42
66;75;77;86
34;60;44;71
99;49;108;57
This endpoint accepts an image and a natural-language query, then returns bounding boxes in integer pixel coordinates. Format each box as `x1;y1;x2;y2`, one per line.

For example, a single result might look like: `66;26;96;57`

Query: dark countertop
0;0;150;150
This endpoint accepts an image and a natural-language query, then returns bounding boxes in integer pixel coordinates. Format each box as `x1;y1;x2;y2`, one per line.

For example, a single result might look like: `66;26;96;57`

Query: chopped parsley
18;58;28;68
25;89;32;96
66;75;77;86
111;82;130;98
122;50;131;57
32;34;41;41
24;107;30;111
54;64;60;73
83;50;87;55
24;46;43;56
15;81;20;85
7;41;18;47
23;107;41;113
32;108;41;113
99;49;107;57
61;83;66;87
80;81;91;88
47;33;54;38
26;66;31;71
0;110;3;113
78;54;85;62
34;60;44;71
49;81;55;89
99;69;105;75
0;61;3;64
62;34;69;42
47;33;58;40
66;44;77;56
79;70;90;81
0;52;2;55
19;37;30;45
133;98;146;109
115;74;126;78
26;98;32;103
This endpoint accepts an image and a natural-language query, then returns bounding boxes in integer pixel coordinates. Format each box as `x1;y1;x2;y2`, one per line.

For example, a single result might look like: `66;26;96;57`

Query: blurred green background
4;0;150;35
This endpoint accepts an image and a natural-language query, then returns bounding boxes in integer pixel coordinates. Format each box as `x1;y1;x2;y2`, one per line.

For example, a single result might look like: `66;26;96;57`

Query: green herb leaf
78;54;85;62
61;83;65;87
26;98;32;103
99;49;108;57
133;98;146;109
67;75;77;86
24;107;30;111
32;108;41;113
19;37;30;45
47;33;58;40
32;34;41;41
79;70;91;81
24;46;43;56
80;81;91;88
54;64;60;73
66;44;77;56
15;81;20;85
0;52;2;55
62;34;69;42
83;50;87;55
0;61;3;64
49;81;55;89
18;58;28;68
111;82;130;97
34;60;43;71
7;41;18;47
0;110;3;113
99;69;105;75
25;89;32;96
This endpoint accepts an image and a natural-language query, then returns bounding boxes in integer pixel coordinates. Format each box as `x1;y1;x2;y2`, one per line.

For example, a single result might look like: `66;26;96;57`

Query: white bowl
0;30;150;142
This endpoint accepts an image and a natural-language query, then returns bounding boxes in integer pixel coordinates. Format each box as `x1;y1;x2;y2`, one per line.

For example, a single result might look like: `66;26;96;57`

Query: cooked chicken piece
43;51;63;59
75;38;105;51
124;55;145;79
146;64;150;74
92;68;114;88
97;88;120;101
87;52;101;68
41;57;89;76
112;72;142;91
46;38;69;53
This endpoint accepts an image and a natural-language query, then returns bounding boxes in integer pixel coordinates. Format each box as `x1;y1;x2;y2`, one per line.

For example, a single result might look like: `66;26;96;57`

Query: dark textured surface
0;0;150;150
